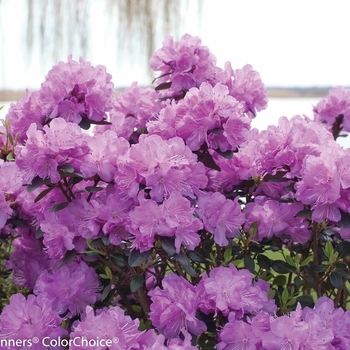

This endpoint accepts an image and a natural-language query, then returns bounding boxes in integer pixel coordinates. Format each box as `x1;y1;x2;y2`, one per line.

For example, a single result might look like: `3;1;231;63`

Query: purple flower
115;134;207;201
313;86;350;131
94;82;162;141
34;260;101;317
148;82;248;152
262;303;334;349
5;90;45;143
219;62;268;118
196;192;244;246
196;264;276;317
97;187;135;245
150;34;219;93
217;318;263;350
148;273;206;339
0;192;12;230
162;191;202;252
0;293;66;349
295;150;342;222
40;56;114;123
244;197;310;243
7;234;50;290
70;305;157;349
15;118;89;184
129;196;172;251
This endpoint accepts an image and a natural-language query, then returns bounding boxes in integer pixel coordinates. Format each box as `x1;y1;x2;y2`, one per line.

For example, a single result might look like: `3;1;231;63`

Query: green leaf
337;241;350;258
58;164;74;173
27;176;46;192
173;252;197;277
263;171;288;183
196;147;221;172
257;254;271;270
130;274;144;293
281;288;288;304
6;151;14;161
89;238;104;248
34;186;55;203
311;264;327;273
160;236;176;256
6;218;29;228
101;235;110;246
56;250;76;270
111;253;128;267
272;260;293;274
223;247;232;263
79;116;91;130
286;297;297;307
324;241;334;260
128;249;152;267
268;289;276;300
8;132;14;146
338;210;350;228
49;201;69;212
337;269;350;280
330;271;342;289
155;82;172;91
35;228;44;239
304;275;317;286
274;275;287;286
285;255;296;267
296;295;315;308
187;248;206;263
244;255;255;273
214;149;234;159
101;285;112;302
300;255;313;267
105;267;112;279
294;276;302;286
295;209;312;218
85;186;104;193
249;221;258;239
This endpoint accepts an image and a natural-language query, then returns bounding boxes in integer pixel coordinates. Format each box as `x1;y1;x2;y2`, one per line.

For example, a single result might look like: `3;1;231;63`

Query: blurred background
0;0;350;143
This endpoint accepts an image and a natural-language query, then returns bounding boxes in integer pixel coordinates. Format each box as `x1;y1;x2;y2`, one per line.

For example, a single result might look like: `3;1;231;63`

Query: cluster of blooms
1;33;350;349
151;34;267;117
94;82;162;141
313;86;350;131
5;56;114;145
217;297;350;349
0;161;22;229
147;82;250;152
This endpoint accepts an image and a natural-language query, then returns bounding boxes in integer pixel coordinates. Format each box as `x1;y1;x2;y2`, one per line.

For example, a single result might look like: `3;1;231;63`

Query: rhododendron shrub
1;34;350;349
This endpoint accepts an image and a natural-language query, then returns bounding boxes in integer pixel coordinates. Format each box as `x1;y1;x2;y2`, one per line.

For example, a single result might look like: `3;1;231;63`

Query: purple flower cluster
114;134;207;200
150;34;220;93
15;118;89;184
6;56;114;144
244;197;310;243
314;86;350;131
94;82;162;141
217;297;350;349
34;260;101;317
219;62;268;118
149;273;207;339
196;264;276;317
129;191;203;252
196;192;244;246
40;56;114;123
0;293;66;349
148;82;250;152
